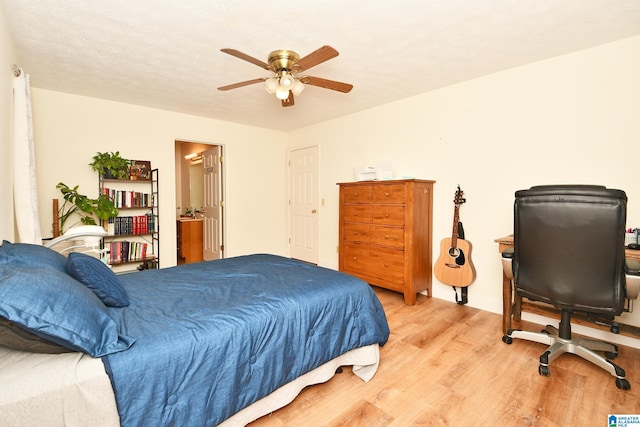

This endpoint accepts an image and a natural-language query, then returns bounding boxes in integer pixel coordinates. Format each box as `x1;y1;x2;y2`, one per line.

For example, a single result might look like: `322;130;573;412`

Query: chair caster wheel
605;351;618;360
616;378;630;390
539;365;550;376
502;335;512;344
611;323;620;334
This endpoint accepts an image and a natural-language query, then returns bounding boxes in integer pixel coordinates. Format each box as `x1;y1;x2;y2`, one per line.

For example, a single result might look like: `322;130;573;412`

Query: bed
0;240;390;426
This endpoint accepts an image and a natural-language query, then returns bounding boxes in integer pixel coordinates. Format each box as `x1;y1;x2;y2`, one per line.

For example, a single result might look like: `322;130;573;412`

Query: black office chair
501;185;640;390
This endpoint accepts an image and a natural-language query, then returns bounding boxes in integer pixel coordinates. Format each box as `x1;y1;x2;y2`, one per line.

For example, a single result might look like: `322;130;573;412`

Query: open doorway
175;141;224;264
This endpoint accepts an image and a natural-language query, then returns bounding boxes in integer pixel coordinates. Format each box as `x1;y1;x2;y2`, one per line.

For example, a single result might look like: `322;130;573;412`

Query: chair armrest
626;258;640;300
501;248;514;280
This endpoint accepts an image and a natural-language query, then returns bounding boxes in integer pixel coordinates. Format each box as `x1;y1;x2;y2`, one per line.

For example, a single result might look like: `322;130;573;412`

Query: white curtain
12;67;42;244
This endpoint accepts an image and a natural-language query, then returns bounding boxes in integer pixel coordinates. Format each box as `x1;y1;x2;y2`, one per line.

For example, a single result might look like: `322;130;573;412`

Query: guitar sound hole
448;247;466;266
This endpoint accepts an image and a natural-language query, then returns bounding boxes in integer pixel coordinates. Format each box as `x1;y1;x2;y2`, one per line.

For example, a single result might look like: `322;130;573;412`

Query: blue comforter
103;254;389;426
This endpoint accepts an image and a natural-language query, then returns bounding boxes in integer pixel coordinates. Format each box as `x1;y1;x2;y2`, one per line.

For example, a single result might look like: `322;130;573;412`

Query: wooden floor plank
249;287;640;426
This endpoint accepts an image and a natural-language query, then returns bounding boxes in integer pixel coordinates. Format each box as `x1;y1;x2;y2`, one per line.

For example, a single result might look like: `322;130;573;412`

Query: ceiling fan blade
217;78;266;91
282;91;294;107
220;48;271;70
294;46;339;72
300;76;353;93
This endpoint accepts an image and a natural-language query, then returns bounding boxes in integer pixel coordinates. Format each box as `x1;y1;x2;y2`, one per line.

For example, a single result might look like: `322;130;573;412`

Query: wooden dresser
338;179;435;305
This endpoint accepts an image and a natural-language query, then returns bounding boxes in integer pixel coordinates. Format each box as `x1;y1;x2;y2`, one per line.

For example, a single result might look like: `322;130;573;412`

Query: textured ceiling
4;0;640;131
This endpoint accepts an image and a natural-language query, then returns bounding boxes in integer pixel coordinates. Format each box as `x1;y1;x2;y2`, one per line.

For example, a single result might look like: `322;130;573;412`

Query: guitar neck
450;205;460;247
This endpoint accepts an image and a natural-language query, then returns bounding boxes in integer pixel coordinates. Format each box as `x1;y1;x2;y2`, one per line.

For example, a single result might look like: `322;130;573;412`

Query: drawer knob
384;213;389;218
385;235;390;239
353;231;358;235
353;256;358;260
385;192;390;197
384;262;389;267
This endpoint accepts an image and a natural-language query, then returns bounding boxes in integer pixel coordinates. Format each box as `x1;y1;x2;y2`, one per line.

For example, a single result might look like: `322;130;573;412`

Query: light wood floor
250;287;640;426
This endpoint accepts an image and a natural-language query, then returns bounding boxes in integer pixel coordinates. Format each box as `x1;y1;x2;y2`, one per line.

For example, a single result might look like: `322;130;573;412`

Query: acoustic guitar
434;186;475;290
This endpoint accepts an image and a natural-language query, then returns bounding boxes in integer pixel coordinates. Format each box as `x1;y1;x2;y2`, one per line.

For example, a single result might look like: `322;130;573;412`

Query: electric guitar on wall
434;185;475;303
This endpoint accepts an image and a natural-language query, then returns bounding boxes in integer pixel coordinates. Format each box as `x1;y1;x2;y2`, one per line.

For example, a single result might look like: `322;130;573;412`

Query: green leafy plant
57;182;119;232
89;151;131;180
185;207;202;218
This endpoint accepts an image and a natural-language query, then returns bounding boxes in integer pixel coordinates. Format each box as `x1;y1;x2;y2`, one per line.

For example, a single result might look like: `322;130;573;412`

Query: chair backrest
513;185;627;315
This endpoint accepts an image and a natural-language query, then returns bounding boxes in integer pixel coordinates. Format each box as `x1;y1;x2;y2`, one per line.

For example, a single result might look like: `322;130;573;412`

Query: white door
203;146;223;260
290;146;319;264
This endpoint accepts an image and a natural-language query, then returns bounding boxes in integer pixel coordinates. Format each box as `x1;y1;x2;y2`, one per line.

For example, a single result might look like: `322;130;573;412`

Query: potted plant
56;182;119;233
89;151;131;180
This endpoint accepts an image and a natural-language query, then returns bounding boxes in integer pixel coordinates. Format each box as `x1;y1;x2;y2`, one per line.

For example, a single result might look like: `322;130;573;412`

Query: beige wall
31;89;289;265
0;4;16;241
289;35;640;326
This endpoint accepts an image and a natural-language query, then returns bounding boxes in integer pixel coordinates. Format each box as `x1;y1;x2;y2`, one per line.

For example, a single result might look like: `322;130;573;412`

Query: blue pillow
0;240;68;272
0;263;135;357
67;252;130;307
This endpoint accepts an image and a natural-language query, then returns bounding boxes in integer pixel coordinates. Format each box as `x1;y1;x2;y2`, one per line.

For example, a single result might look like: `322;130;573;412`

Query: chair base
503;324;630;390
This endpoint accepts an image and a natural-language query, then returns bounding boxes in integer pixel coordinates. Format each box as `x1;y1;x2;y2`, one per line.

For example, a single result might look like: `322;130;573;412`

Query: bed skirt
220;343;380;426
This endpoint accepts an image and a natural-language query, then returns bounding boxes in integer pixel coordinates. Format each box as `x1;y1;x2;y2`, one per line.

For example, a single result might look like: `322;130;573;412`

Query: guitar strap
457;221;465;240
453;221;469;305
454;286;468;305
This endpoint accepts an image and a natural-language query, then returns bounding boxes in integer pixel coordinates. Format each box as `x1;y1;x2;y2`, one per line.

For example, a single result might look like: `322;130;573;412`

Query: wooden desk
495;235;640;334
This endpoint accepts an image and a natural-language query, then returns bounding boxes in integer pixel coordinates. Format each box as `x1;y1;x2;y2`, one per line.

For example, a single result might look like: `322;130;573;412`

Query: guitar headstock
454;185;466;207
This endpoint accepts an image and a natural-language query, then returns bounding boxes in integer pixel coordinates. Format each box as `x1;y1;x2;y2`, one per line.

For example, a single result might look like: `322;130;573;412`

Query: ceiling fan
217;45;353;107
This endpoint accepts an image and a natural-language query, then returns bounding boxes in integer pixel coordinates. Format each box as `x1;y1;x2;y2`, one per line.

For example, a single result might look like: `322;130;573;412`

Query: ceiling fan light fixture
275;86;290;100
279;71;295;89
264;77;278;94
291;79;305;96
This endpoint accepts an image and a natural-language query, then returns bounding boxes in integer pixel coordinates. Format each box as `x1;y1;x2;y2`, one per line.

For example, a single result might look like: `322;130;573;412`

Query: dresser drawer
343;223;370;243
342;243;404;286
343;185;372;203
371;205;404;226
370;225;404;248
343;204;371;223
372;184;405;204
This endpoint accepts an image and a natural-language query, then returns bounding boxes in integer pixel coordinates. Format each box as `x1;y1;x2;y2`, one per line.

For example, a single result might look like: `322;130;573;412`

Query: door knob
311;209;317;214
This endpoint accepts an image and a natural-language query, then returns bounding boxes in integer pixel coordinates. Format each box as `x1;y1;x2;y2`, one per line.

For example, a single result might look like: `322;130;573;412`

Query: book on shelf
101;188;152;208
107;241;150;264
106;215;156;236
